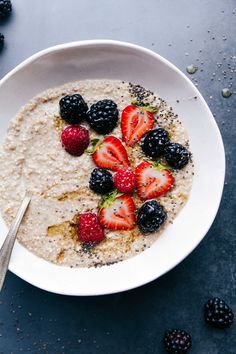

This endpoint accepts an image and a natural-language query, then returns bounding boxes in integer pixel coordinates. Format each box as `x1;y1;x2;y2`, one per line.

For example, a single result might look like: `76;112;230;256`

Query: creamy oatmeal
0;80;194;267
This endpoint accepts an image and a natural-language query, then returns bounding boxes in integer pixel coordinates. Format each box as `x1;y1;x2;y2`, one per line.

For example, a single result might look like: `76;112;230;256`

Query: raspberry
77;213;105;244
114;168;136;193
61;125;89;156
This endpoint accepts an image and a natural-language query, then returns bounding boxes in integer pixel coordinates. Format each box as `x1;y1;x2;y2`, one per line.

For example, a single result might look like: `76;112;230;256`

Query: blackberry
59;94;88;124
204;297;234;328
164;143;190;169
0;33;4;50
87;99;118;134
89;168;114;194
141;128;170;158
0;0;12;18
164;329;192;354
137;200;167;234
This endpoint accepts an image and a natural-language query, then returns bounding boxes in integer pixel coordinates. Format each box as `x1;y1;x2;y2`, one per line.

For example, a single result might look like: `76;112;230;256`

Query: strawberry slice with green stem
121;101;158;147
92;135;130;171
99;191;136;230
135;161;174;201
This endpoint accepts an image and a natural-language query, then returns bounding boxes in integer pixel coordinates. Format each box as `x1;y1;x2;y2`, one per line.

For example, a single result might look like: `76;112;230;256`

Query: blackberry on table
0;33;4;50
164;142;190;169
0;0;12;18
141;128;170;158
87;99;119;134
89;168;114;195
164;329;192;354
137;200;167;234
59;94;88;124
204;297;234;328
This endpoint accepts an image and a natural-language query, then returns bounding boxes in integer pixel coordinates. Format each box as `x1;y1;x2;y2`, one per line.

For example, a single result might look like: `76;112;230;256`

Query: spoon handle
0;194;31;291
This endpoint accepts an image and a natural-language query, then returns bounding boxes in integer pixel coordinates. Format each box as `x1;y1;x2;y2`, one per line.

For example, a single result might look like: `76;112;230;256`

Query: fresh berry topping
141;128;170;158
87;99;119;134
89;168;114;195
77;213;105;244
0;0;12;18
164;143;190;169
121;104;156;147
92;136;130;171
59;94;88;124
137;200;167;234
61;125;89;156
99;192;136;230
0;33;4;50
164;329;192;354
204;297;234;329
114;168;136;194
135;161;174;201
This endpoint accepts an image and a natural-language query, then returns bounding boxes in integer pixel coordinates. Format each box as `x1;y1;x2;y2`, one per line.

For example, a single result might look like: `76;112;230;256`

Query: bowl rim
0;39;225;295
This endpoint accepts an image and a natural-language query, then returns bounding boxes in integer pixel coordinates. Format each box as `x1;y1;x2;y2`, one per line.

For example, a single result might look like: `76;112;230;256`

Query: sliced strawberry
99;192;136;230
92;136;130;171
135;161;174;201
121;104;156;147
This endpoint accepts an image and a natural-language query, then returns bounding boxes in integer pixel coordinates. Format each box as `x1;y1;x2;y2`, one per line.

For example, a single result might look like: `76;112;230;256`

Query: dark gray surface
0;1;235;353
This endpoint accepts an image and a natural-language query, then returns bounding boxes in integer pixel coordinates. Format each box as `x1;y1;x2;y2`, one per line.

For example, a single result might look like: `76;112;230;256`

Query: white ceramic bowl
0;40;225;296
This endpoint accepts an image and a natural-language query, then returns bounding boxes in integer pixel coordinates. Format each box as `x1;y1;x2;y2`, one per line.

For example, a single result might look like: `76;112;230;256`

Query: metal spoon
0;193;31;291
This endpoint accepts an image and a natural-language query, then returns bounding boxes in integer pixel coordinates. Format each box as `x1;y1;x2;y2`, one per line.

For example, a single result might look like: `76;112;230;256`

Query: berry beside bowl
0;40;225;295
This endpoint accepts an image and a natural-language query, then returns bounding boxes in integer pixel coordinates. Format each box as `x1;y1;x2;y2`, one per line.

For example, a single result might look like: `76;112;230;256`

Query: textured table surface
0;1;235;353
